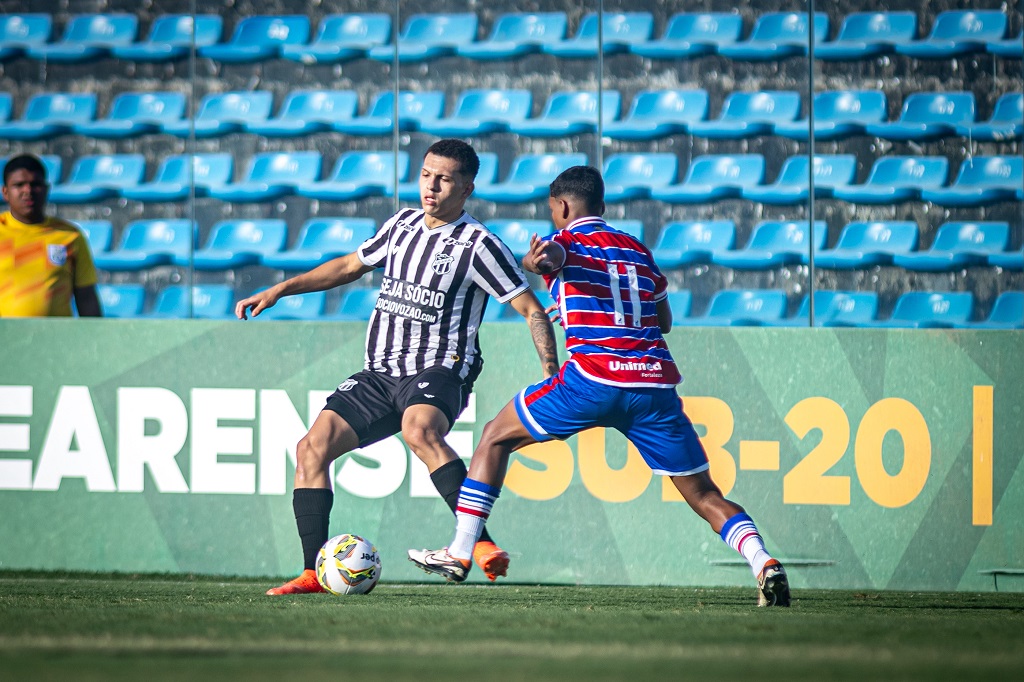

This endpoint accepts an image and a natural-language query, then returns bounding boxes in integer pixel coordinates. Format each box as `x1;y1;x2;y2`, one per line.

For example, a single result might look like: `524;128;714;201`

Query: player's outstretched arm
509;288;560;378
522;234;565;275
235;252;374;319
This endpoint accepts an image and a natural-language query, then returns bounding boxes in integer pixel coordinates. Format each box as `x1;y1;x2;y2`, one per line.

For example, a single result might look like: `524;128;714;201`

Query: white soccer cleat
407;547;471;583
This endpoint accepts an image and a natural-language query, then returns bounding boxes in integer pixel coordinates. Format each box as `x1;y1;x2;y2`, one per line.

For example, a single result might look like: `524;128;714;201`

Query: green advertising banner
1;319;1022;592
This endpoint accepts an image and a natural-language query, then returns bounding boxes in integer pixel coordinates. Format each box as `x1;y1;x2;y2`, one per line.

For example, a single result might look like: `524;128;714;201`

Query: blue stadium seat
920;156;1022;207
97;283;145;319
0;14;52;62
457;12;568;60
418;89;532;136
988;30;1024;58
148;284;235;319
666;290;693;323
717;12;829;61
245;90;358;137
649;154;765;204
73;91;186;139
603;89;709;141
958;292;1023;330
0;155;62;189
48;153;146;204
206;151;321;203
0;92;97;141
741;154;858;204
261;217;376;270
784;291;880;327
831;156;949;204
989;248;1024;271
865;92;975;142
542;12;654;57
892;221;1010;272
328;288;379;321
198;15;309;63
187;219;288;271
399;151;498;201
651;220;736;269
602;153;678;202
896;10;1007;59
712;220;827;270
333;91;445;136
367;13;477;63
868;291;975;328
813;221;919;269
686;91;801;139
111;15;222;62
26;14;137;62
773;90;888;141
956;93;1023;142
473;153;588;203
297;151;409;202
93;219;195;272
677;289;789;327
630;12;743;59
253;291;326;321
77;220;113;259
0;93;10;123
121;153;233;202
814;11;918;61
281;13;390;64
508;91;620;137
162;91;274;138
489;220;552;260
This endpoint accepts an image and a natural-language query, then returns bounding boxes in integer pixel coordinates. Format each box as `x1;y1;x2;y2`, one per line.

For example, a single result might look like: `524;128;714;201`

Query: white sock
448;478;500;561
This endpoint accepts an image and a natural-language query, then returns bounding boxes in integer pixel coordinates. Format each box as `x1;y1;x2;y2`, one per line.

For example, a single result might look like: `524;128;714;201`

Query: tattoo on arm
529;310;560;377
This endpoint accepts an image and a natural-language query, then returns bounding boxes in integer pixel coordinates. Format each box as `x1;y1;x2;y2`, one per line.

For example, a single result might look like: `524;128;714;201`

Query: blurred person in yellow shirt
0;153;101;317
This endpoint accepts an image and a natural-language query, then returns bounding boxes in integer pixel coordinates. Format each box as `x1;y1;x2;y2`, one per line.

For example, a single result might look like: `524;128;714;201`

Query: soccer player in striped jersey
409;166;790;606
237;139;559;595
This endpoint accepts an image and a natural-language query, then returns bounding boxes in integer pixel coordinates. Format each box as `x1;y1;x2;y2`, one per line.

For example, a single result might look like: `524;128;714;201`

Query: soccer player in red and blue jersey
409;166;790;606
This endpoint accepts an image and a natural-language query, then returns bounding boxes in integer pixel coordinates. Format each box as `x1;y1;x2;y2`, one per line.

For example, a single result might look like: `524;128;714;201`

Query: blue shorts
514;362;710;476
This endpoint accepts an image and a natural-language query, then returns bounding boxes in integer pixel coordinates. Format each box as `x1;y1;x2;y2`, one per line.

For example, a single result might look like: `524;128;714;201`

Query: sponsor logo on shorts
418;382;429;389
424;394;435;399
337;379;358;392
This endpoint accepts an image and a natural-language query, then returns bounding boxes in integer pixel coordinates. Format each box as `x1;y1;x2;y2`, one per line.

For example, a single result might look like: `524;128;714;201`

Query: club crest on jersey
431;252;454;275
443;237;472;248
337;379;358;392
48;244;68;266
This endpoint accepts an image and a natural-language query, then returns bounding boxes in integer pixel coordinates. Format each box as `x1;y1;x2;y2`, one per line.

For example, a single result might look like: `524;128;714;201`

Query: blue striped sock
720;512;773;577
449;478;501;560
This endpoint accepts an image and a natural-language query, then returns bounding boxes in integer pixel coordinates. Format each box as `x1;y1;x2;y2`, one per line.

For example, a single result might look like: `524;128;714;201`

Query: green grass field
2;571;1023;681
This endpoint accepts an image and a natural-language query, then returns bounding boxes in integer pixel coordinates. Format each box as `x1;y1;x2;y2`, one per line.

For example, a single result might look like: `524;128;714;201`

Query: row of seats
3;88;1019;142
3;11;1020;65
5;151;1019;207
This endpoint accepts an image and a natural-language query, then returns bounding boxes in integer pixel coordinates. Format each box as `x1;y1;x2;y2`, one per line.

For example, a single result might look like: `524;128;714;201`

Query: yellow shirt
0;211;98;317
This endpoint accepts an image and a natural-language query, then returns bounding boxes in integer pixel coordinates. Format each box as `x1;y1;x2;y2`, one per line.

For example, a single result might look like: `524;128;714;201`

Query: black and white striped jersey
356;208;529;379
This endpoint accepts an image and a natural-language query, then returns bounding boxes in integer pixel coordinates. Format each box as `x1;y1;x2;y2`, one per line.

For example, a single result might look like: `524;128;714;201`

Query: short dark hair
425;138;480;180
550;165;604;214
3;153;47;186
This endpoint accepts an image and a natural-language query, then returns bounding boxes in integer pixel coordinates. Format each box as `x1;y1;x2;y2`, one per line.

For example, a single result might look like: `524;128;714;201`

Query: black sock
293;488;334;571
430;458;494;546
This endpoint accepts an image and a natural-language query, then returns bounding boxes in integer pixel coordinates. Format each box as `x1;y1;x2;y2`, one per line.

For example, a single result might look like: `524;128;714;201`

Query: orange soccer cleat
266;569;325;595
473;541;510;582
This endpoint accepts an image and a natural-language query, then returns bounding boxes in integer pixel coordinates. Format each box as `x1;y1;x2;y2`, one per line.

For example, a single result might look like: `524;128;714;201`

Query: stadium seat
0;93;11;123
296;151;409;202
666;290;693;323
630;12;743;59
717;12;829;61
602;153;678;202
773;90;888;141
488;219;552;260
280;13;390;64
892;221;1010;272
73;91;186;139
677;289;789;327
812;221;919;269
186;219;288;271
712;220;827;270
162;91;274;138
93;219;195;272
542;11;654;57
261;217;376;270
97;283;145;319
333;91;445;136
26;13;137;62
782;291;881;327
77;220;113;258
473;153;588;203
741;154;858;204
367;13;477;63
111;14;222;61
206;151;321;203
988;30;1024;58
989;248;1024;271
148;284;235;319
399;151;498;201
482;302;514;323
252;290;327;321
508;91;620;137
418;89;532;137
895;10;1007;59
198;15;309;62
0;154;62;189
0;14;52;62
245;90;358;137
920;156;1022;207
121;153;233;202
328;288;379;321
865;92;975;142
686;91;801;139
649;154;765;204
48;153;146;204
955;93;1023;142
868;291;974;328
0;92;97;141
958;292;1023;329
831;156;949;204
651;220;736;269
603;89;709;141
813;11;918;61
457;12;568;60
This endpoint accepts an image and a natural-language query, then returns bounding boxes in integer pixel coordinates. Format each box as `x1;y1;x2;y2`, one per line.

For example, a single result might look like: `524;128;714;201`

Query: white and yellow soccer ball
315;534;382;595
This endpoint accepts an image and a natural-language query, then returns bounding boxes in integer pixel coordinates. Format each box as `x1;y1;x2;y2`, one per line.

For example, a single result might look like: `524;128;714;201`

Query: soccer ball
315;534;382;595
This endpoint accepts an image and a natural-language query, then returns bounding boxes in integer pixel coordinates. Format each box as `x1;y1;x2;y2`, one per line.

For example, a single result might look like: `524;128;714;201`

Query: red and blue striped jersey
542;217;681;388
